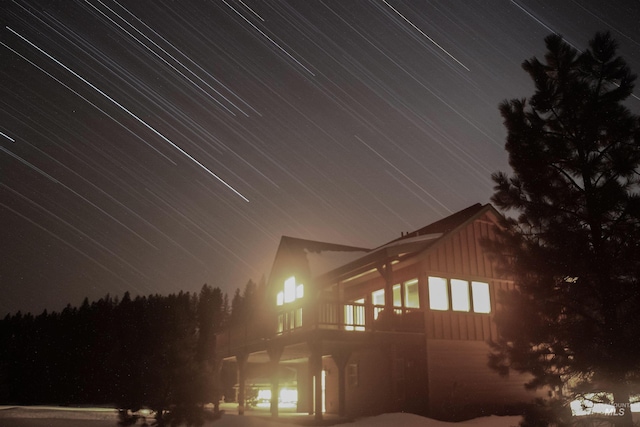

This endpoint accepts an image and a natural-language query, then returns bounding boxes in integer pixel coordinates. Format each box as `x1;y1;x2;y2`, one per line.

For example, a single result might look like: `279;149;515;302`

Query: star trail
1;0;639;315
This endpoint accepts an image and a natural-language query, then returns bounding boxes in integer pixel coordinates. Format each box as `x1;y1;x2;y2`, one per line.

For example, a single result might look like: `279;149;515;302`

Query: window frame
427;276;491;314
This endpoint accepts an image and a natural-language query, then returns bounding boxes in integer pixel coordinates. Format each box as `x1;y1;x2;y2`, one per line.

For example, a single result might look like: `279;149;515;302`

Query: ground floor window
347;363;359;388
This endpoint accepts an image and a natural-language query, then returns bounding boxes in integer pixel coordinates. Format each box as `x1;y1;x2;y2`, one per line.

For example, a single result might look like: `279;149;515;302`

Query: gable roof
387;203;487;244
268;203;500;289
267;236;370;288
315;203;498;285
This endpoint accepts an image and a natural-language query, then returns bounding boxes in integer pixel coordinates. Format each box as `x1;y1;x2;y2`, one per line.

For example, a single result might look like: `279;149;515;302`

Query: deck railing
217;301;425;354
276;301;424;334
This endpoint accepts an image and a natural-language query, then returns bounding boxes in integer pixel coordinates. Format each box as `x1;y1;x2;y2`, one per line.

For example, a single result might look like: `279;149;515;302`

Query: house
216;203;539;421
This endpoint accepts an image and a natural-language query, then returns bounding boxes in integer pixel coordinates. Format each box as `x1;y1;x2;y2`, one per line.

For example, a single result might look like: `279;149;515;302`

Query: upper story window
404;278;419;308
451;279;470;311
471;281;491;313
276;276;304;333
372;288;385;319
345;298;365;331
428;276;449;310
371;288;385;305
428;276;491;313
393;278;420;308
277;276;304;306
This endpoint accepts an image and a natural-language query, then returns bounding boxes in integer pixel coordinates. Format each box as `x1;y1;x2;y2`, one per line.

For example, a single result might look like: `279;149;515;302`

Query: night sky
2;0;639;316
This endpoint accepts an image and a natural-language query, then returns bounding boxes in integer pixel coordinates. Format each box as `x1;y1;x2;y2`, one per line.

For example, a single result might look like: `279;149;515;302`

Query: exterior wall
415;214;535;419
421;213;498;278
323;347;391;416
295;361;311;413
322;213;527;420
426;339;538;420
418;215;511;341
323;344;429;417
422;279;513;341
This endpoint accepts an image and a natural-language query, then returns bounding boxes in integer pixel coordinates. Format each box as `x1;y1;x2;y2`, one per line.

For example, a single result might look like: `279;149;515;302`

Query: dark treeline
0;281;261;420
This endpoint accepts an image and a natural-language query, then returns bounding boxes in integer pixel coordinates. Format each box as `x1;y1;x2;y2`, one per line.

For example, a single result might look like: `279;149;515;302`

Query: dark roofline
386;203;487;245
278;235;370;253
267;236;371;288
315;203;498;285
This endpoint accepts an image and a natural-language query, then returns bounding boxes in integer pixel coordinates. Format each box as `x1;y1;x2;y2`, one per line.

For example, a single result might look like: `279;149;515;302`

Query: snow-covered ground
0;405;522;427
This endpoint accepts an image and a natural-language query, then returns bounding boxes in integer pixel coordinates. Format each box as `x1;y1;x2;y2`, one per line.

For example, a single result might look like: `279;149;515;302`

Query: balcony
217;301;425;357
281;301;424;334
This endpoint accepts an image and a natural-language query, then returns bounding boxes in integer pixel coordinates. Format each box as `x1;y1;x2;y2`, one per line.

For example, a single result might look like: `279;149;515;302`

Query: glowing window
451;279;470;312
257;389;271;401
345;298;365;331
277;291;284;306
372;289;385;319
296;284;304;299
277;314;284;333
295;307;303;327
372;289;385;305
393;284;402;307
404;279;419;308
428;276;448;310
279;388;298;404
472;281;491;313
284;276;296;303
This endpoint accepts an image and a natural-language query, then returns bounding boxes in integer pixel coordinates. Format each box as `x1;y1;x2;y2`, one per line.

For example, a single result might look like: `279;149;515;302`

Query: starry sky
1;0;639;316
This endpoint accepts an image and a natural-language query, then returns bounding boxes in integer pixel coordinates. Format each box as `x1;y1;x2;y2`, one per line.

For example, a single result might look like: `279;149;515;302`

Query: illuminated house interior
216;203;539;420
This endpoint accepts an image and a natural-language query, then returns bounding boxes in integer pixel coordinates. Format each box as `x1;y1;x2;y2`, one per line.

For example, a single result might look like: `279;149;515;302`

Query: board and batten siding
423;214;497;277
426;339;539;420
419;214;513;341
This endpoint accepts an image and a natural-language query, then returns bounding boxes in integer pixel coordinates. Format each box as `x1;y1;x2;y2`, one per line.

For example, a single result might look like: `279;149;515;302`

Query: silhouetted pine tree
487;32;640;427
0;286;230;425
196;285;224;413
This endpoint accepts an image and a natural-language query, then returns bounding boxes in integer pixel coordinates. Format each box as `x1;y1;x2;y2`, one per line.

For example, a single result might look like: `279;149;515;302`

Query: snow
0;406;522;427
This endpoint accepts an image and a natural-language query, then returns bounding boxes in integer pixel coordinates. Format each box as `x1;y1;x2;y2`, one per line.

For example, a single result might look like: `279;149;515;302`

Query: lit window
277;314;284;333
451;279;470;312
257;389;271;402
277;291;284;306
404;279;419;308
372;289;385;305
472;281;491;313
345;298;365;331
393;284;402;307
296;284;304;299
295;307;303;327
284;276;296;303
372;289;385;319
279;388;298;404
428;276;448;310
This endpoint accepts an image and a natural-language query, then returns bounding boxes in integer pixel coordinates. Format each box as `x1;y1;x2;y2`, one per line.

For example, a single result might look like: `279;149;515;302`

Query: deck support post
267;344;284;417
309;340;323;421
376;261;395;330
332;348;352;418
212;356;224;416
235;352;248;415
377;262;394;309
